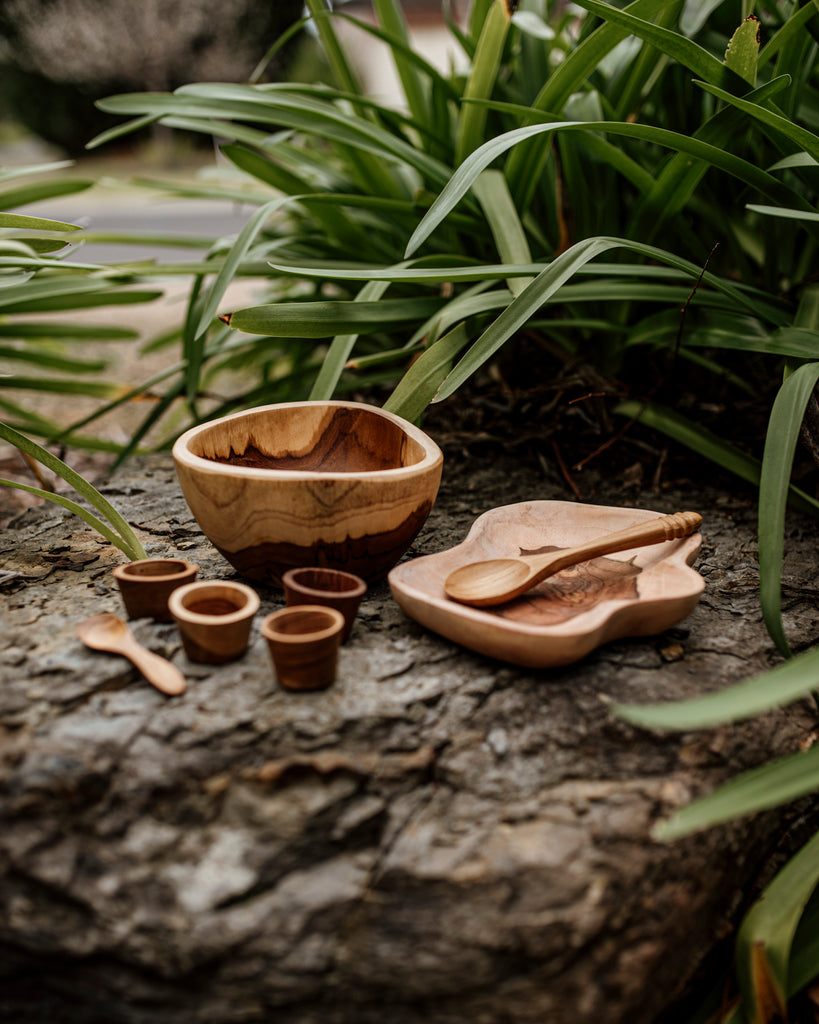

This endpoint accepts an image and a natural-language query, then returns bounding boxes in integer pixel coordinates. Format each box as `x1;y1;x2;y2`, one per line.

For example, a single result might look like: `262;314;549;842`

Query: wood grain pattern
443;510;702;606
168;581;260;664
172;402;443;585
491;550;641;625
261;606;345;690
75;613;187;695
112;558;198;622
389;501;704;667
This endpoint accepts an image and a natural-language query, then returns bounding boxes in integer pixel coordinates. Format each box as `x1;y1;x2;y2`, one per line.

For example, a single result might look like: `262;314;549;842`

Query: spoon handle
120;636;187;696
528;510;702;581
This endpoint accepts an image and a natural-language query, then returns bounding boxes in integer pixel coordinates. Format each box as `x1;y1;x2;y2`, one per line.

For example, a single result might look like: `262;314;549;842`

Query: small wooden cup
282;567;366;643
168;581;260;664
113;558;198;622
260;606;345;691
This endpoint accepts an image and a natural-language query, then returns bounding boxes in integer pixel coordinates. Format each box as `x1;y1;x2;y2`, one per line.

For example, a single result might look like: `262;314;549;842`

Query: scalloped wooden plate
388;501;704;668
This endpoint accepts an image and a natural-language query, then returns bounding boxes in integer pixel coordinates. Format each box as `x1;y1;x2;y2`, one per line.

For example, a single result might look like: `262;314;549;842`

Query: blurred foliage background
0;0;306;154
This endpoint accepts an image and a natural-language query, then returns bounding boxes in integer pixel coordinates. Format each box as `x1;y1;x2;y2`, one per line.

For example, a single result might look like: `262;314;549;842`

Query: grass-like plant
0;422;146;559
78;1;819;504
0;161;166;555
0;161;168;444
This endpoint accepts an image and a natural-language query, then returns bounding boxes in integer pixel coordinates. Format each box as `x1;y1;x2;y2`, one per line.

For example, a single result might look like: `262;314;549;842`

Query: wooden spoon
444;510;702;608
76;612;186;696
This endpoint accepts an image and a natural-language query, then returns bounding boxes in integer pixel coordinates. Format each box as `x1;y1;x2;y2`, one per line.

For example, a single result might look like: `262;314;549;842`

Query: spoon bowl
444;511;702;607
76;612;186;696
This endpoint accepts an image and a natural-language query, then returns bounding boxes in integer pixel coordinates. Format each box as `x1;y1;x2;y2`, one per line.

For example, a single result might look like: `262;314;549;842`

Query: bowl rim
282;566;367;599
113;558;198;583
171;401;443;481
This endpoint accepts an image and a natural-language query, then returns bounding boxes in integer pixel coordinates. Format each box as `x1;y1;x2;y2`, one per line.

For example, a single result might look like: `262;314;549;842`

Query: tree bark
2;443;819;1023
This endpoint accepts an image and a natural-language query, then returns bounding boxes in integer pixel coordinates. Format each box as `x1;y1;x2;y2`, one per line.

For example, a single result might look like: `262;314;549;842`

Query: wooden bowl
388;501;704;668
172;402;443;585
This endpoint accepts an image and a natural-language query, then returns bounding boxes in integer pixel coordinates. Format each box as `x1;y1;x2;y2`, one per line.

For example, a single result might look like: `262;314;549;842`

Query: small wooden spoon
444;510;702;608
76;613;186;696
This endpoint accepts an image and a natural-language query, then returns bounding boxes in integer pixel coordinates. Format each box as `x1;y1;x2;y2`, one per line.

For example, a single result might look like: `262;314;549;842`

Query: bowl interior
173;583;257;619
118;559;191;580
183;594;246;617
263;607;343;639
186;405;428;473
284;568;366;596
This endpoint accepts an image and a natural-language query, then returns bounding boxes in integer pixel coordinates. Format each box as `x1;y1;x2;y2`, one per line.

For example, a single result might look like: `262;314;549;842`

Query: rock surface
2;440;819;1024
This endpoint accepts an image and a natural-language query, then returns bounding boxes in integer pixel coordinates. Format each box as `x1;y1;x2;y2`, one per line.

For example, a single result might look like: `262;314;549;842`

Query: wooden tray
388;501;704;668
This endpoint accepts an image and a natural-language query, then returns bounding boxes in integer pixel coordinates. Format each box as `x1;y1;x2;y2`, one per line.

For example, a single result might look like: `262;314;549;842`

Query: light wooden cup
172;401;443;585
168;580;260;664
113;558;198;622
261;606;345;691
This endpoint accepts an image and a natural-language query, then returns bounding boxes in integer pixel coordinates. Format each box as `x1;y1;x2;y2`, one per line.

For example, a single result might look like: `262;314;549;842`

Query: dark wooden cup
113;558;198;622
261;606;345;691
282;567;366;643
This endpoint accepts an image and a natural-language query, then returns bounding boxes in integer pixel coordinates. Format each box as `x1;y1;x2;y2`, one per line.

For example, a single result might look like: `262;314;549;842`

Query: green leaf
747;204;819;223
472;169;534;297
384;323;472;422
0;347;108;374
269;258;544;284
0;211;81;232
735;827;819;1024
758;361;819;658
0;322;138;341
0;161;74;183
629;75;791;242
194;196;286;340
0;179;93;212
0;422;146;560
0;478;143;559
223;297;444;337
85;114;161;151
220;143;362;244
614;399;819;518
517;0;668;120
431;237;615;399
304;0;363;97
309;279;393;399
694;79;819;163
758;0;819;72
431;237;780;404
724;15;760;86
615;643;819;732
571;0;743;88
405;118;808;257
652;743;819;841
512;10;555;40
0;278;163;314
455;0;511;165
372;0;429;127
0;377;124;399
98;85;455;195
